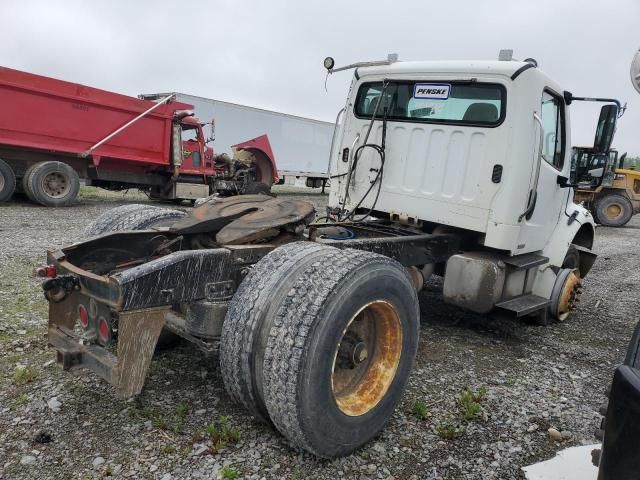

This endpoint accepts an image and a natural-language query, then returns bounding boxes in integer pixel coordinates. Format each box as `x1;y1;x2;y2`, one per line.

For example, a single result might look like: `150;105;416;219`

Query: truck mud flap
49;307;168;398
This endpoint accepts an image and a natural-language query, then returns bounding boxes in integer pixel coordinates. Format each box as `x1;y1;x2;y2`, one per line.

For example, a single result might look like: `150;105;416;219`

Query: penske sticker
413;83;451;100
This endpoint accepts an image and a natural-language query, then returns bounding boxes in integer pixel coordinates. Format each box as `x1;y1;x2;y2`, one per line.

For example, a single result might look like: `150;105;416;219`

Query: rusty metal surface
556;271;583;321
170;195;315;244
331;301;403;417
49;290;81;330
48;326;117;382
113;307;168;398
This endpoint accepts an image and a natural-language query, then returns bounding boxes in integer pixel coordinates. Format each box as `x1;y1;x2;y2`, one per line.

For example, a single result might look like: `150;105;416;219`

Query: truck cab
174;116;214;176
328;57;619;320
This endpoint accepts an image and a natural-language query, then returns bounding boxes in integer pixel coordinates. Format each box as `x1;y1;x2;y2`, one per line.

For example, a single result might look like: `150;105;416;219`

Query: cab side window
540;91;565;169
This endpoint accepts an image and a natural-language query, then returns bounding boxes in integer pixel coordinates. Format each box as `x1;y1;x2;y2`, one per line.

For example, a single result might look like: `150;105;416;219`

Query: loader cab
571;147;619;188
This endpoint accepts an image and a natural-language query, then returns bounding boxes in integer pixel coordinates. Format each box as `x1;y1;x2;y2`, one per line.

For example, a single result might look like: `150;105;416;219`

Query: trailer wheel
26;161;80;207
0;158;16;202
595;194;633;227
220;241;331;422
21;163;40;202
262;247;419;457
82;203;186;238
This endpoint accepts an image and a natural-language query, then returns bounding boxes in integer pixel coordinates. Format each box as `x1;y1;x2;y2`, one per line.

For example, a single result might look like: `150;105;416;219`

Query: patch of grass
159;444;176;455
436;422;465;440
459;386;487;421
206;416;240;450
103;464;113;477
176;402;189;417
13;366;38;385
220;466;240;480
152;414;167;430
11;393;29;410
411;399;429;420
172;418;183;434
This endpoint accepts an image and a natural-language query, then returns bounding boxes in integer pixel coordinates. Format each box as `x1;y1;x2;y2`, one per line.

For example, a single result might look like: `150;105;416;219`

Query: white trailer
139;92;334;189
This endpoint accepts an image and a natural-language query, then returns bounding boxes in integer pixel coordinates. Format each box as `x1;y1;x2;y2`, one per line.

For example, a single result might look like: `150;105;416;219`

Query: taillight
78;304;89;329
98;317;111;342
35;265;57;278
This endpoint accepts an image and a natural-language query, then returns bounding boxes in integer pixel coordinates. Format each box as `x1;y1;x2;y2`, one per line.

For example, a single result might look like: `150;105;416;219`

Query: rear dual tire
220;242;419;457
23;161;80;207
0;158;16;203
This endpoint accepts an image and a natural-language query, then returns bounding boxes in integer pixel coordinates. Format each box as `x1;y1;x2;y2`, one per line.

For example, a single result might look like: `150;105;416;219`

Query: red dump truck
0;67;278;206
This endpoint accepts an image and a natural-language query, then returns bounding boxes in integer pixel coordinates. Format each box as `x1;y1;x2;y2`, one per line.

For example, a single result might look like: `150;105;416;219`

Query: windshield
354;81;505;127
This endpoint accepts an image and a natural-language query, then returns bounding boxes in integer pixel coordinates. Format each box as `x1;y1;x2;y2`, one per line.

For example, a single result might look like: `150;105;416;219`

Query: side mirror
206;117;216;143
593;104;618;154
631;49;640;94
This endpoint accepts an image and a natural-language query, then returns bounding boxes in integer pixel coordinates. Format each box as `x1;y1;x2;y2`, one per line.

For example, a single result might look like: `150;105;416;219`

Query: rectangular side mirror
593;104;618;153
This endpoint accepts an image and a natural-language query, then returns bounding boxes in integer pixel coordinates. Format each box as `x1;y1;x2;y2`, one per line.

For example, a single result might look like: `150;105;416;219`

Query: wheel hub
336;332;369;369
42;172;70;198
331;300;403;417
553;269;583;321
606;203;622;220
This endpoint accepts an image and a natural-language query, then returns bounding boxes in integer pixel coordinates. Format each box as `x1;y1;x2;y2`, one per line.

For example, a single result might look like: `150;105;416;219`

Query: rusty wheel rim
557;270;582;321
605;203;622;220
331;300;403;417
41;172;70;198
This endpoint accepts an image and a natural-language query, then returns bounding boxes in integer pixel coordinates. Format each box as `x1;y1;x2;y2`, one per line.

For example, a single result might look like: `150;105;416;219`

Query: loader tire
82;203;186;238
0;158;16;203
219;241;331;422
595;194;633;227
262;247;419;458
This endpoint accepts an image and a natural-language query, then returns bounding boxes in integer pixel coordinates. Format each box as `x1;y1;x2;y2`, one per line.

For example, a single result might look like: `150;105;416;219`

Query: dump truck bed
0;66;192;166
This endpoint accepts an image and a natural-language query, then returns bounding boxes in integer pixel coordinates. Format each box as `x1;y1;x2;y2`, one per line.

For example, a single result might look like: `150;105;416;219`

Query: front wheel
262;246;419;457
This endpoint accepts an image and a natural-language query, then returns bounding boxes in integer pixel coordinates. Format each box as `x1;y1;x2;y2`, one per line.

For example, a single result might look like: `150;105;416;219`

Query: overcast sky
2;0;639;155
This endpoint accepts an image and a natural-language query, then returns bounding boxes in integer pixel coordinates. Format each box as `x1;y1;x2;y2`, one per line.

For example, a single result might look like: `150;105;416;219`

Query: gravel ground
1;187;638;480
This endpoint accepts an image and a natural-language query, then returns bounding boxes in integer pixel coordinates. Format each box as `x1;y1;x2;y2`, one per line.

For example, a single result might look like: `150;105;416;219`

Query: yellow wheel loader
572;147;640;227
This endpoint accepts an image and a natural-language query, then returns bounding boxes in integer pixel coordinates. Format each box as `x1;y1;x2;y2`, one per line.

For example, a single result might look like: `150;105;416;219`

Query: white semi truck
41;53;620;459
139;92;334;190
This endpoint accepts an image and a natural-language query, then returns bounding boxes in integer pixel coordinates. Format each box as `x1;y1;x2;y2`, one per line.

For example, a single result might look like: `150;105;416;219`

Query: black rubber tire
21;163;38;202
82;204;186;238
595;194;633;227
26;161;80;207
562;245;580;270
262;247;419;458
0;158;16;203
220;241;331;422
242;182;272;196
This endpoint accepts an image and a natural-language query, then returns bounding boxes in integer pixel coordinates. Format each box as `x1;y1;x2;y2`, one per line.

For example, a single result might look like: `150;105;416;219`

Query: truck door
516;89;570;253
179;124;204;174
